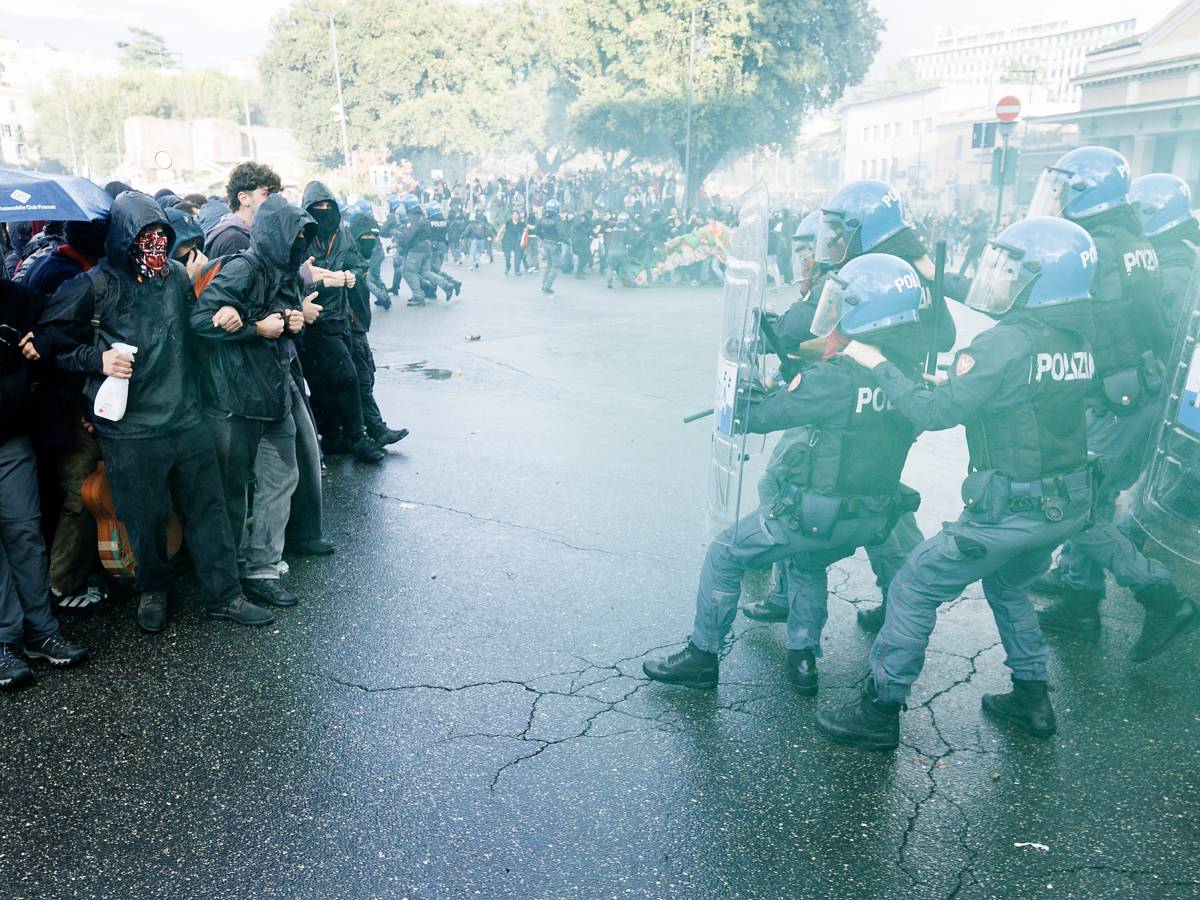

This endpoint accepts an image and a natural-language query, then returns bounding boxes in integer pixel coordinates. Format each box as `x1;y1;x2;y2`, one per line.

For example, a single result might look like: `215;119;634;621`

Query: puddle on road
398;361;454;380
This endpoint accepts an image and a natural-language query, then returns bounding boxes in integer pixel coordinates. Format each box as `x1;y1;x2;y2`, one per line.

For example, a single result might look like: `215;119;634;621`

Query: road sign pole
994;130;1009;228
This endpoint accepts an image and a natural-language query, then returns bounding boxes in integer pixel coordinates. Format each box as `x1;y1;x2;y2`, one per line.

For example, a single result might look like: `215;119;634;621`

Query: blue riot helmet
1129;173;1194;237
425;202;442;218
545;199;561;214
1028;146;1131;221
814;181;907;266
387;195;402;211
794;209;821;243
965;217;1097;317
811;253;927;338
401;193;420;213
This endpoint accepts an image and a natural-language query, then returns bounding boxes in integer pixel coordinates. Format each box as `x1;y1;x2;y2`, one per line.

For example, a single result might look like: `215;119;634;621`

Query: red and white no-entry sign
995;95;1022;122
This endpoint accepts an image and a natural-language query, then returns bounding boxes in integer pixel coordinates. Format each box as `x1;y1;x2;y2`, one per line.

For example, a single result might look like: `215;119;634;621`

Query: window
861;160;868;178
925;118;933;133
884;123;891;139
863;127;870;142
913;118;921;135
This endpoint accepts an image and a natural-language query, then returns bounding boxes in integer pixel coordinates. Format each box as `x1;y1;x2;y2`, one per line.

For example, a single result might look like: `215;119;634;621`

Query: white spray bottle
93;342;138;422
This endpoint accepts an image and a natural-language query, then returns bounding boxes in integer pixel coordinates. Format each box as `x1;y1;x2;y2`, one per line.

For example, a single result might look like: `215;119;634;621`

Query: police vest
1087;222;1162;378
779;360;916;498
965;318;1093;482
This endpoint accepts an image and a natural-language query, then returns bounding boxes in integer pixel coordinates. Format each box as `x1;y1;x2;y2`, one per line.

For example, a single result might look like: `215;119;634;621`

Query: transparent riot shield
1133;263;1200;564
707;183;769;544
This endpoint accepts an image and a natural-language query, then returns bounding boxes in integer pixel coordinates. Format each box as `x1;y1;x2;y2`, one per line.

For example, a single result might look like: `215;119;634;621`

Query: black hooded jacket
190;194;314;421
31;191;202;439
347;213;379;334
302;180;364;331
0;278;46;442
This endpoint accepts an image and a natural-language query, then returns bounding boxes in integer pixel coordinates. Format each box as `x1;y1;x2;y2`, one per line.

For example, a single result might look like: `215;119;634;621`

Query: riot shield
707;183;769;544
1133;262;1200;564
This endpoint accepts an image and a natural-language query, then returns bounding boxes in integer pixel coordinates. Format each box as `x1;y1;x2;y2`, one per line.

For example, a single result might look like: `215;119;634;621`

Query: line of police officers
644;146;1199;752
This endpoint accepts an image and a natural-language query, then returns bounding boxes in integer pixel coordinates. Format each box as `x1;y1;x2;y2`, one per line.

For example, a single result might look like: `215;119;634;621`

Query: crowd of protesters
0;161;416;688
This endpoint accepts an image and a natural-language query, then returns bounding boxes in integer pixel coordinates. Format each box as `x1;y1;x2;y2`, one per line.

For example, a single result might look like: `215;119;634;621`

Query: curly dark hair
225;162;282;211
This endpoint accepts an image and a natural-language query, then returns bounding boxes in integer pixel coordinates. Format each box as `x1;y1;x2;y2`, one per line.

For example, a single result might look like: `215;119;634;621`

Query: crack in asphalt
893;640;1003;897
372;490;681;562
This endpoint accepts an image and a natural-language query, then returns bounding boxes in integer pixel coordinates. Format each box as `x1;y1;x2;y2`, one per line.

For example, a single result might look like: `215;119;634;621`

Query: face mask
311;206;339;235
357;237;377;257
132;231;169;279
289;236;307;268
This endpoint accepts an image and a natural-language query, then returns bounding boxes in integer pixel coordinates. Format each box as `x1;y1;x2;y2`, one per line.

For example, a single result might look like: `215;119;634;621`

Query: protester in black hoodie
192;194;317;609
347;213;408;450
22;218;109;613
299;181;383;463
0;277;87;688
29;191;275;633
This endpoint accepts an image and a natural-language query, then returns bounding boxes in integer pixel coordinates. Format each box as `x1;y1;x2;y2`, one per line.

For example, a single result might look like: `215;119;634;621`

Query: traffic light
972;122;997;149
990;147;1020;186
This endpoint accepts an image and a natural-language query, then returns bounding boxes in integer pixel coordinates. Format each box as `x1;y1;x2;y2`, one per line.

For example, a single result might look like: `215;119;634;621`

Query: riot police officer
398;199;456;307
752;181;960;634
605;213;634;289
643;255;927;693
425;202;463;300
533;199;566;296
1028;149;1197;658
817;217;1100;751
1129;173;1199;323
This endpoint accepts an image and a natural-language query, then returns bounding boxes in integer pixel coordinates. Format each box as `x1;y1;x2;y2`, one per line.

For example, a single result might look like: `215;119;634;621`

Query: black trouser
286;369;324;545
300;325;365;444
349;330;386;438
0;436;60;645
100;422;241;609
504;248;522;274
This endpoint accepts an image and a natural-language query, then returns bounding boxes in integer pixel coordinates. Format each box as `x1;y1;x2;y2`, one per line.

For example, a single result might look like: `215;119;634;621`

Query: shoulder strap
86;266;112;347
193;258;225;299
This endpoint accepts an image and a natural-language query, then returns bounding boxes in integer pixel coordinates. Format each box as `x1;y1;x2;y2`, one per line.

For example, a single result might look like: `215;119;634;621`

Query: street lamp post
329;15;353;184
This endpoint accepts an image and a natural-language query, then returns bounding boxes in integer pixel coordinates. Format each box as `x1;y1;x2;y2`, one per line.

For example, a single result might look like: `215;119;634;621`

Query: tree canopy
258;0;880;193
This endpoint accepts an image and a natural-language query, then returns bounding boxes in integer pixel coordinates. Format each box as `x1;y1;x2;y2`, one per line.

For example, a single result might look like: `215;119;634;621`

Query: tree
116;28;178;70
551;0;883;206
260;0;556;170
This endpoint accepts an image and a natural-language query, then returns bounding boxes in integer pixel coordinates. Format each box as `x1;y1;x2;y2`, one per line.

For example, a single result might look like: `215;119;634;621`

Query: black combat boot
786;649;818;696
370;426;409;447
741;600;788;623
643;642;718;690
1037;588;1103;638
1130;585;1200;662
816;681;901;752
351;435;385;464
981;679;1057;738
136;591;168;634
856;603;886;633
1029;566;1070;596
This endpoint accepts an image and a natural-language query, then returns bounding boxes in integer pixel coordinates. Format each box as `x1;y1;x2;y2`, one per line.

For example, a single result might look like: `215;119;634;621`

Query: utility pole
994;121;1015;228
684;3;697;218
329;15;353;184
62;92;79;175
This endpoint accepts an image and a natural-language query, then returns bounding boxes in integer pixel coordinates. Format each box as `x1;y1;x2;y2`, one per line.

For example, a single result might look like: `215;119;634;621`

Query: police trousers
541;242;563;292
691;507;890;655
870;489;1091;705
1056;403;1170;594
403;245;452;299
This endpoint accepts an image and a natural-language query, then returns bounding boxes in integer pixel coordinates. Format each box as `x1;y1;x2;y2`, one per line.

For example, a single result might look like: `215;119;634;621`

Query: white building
908;19;1137;104
1028;0;1200;195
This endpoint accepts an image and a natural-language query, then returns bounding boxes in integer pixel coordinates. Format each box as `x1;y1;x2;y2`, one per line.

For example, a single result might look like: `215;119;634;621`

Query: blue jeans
691;507;889;655
469;239;485;266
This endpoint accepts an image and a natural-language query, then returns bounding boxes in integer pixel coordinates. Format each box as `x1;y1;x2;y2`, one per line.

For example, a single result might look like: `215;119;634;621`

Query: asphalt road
3;258;1198;899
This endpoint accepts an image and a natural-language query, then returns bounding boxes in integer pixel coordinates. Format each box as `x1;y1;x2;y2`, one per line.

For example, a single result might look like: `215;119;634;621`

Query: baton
925;240;947;379
683;408;713;424
757;311;800;383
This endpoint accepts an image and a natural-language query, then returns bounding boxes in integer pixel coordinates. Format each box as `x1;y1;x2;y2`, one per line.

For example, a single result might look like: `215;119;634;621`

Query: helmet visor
811;273;851;337
1027;167;1072;219
965;241;1036;315
814;212;855;265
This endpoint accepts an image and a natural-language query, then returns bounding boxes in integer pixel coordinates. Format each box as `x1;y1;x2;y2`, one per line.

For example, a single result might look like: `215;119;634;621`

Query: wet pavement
3;261;1199;899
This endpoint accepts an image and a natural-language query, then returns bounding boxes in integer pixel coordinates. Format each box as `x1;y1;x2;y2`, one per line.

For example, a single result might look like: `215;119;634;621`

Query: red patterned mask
132;231;169;279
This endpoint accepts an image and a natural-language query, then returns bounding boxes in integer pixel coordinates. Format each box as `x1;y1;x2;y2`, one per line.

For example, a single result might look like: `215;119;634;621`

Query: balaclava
131;229;169;280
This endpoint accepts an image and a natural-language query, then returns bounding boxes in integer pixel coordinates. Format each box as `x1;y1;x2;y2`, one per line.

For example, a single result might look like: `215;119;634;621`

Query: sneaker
23;632;88;667
52;581;106;613
0;645;33;689
137;591;169;634
241;578;299;608
206;596;275;627
407;298;427;307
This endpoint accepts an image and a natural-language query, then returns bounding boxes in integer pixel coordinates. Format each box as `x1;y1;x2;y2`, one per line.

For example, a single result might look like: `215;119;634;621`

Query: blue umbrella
0;168;112;223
